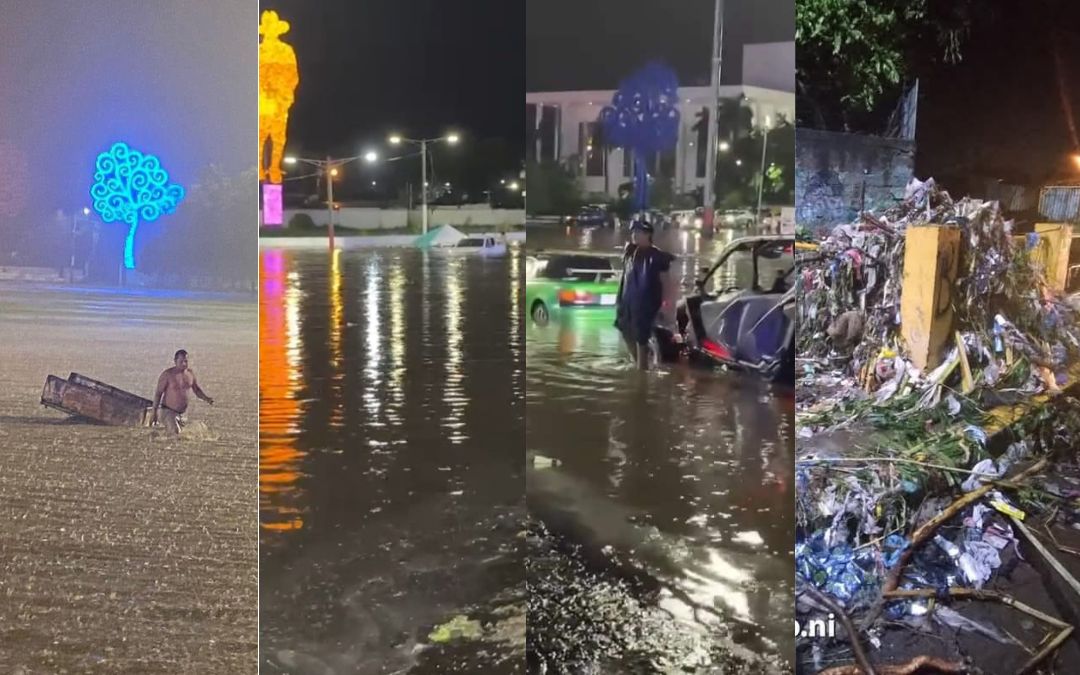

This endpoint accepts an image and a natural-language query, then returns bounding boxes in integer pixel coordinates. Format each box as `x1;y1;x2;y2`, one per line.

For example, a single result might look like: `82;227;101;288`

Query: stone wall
795;129;915;230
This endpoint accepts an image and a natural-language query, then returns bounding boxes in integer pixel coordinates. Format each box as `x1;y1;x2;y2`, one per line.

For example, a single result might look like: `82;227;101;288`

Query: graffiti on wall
796;168;849;229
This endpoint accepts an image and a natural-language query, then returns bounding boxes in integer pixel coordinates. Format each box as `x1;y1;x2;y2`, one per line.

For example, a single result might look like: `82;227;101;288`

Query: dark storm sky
526;0;794;91
916;0;1080;182
262;0;525;157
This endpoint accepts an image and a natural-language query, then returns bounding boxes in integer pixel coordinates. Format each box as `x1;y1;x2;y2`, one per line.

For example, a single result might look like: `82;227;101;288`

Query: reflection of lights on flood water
329;249;345;429
509;248;521;353
388;258;406;413
443;257;466;443
260;250;306;533
363;257;383;420
658;547;754;627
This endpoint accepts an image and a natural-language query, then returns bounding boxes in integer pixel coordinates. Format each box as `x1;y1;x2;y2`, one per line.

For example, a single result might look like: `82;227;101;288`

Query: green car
525;251;622;325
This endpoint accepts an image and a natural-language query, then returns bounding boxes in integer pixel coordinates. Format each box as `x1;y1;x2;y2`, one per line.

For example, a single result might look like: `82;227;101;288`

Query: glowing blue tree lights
90;142;185;270
600;63;680;212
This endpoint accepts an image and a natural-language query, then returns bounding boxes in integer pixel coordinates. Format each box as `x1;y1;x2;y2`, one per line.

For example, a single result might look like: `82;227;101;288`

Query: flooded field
259;246;526;674
0;282;258;673
526;225;795;673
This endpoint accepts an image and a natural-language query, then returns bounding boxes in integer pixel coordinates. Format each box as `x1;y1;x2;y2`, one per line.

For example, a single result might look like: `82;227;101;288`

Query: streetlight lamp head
82;207;91;216
364;151;378;163
718;141;730;152
283;156;298;165
446;134;460;145
330;168;339;177
508;181;520;191
389;135;402;145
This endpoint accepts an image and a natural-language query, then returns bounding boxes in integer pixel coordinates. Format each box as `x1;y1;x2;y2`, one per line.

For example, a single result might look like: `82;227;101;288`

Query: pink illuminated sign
262;182;283;226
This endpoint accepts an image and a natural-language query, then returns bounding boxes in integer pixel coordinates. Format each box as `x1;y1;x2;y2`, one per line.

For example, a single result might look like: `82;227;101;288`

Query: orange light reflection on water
259;249;305;533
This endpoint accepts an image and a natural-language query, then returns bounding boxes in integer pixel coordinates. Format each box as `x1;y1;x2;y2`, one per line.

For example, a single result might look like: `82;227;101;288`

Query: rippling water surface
526;226;795;673
259;247;525;674
0;283;257;673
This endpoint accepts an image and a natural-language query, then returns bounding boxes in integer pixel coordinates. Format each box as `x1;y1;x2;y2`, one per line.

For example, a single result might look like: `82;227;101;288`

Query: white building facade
526;42;795;200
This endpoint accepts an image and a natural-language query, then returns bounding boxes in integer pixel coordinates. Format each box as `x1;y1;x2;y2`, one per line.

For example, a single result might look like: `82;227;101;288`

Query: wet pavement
0;282;258;673
259;246;526;674
526;225;795;673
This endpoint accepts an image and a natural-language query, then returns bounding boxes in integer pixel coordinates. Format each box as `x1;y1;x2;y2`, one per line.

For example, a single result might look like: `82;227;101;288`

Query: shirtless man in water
152;349;214;434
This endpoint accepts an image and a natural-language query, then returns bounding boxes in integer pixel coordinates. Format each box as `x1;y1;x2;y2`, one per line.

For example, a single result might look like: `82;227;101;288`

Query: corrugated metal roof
1039;186;1080;222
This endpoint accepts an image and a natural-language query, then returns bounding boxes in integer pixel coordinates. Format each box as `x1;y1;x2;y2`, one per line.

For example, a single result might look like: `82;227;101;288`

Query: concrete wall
795;129;915;230
272;206;525;231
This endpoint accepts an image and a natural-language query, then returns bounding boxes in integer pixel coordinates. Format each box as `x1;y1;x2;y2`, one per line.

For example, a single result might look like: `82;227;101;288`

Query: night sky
916;0;1080;184
262;0;525;197
526;0;794;91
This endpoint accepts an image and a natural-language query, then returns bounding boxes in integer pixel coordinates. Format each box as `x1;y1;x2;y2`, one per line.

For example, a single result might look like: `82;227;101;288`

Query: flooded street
0;283;258;673
526;225;795;673
259;246;526;674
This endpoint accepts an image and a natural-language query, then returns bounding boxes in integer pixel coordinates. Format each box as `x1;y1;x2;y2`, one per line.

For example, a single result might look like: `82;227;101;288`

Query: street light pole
389;133;458;236
421;139;428;235
703;0;724;232
326;156;335;252
285;151;378;255
756;120;770;230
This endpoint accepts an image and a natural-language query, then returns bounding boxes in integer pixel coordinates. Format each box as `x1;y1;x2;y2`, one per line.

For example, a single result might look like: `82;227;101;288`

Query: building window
696;111;708;178
538;106;558;161
623;148;633;177
659;150;675;179
526;105;538;163
580;122;604;177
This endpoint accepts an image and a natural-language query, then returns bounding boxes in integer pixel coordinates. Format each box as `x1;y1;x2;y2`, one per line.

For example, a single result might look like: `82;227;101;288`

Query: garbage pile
798;177;1080;420
797;396;1080;673
795;179;1080;672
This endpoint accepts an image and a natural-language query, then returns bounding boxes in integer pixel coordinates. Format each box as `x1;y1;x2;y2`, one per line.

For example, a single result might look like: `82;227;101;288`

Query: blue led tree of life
600;63;681;213
90;142;185;270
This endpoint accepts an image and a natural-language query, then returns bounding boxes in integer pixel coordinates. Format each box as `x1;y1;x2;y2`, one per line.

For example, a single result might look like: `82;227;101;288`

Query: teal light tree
90;142;185;270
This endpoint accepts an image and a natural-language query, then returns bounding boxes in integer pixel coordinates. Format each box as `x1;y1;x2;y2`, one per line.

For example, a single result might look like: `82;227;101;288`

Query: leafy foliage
797;0;978;128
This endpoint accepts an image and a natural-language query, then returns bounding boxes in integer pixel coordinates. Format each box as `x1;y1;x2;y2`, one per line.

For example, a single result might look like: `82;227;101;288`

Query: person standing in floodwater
152;349;214;434
615;220;676;370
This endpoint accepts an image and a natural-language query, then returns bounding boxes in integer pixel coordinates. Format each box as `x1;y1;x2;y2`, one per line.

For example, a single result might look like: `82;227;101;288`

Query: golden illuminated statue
259;11;299;184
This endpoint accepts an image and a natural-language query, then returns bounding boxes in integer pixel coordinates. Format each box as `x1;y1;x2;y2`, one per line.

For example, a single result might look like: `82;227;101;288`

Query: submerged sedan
525;252;622;325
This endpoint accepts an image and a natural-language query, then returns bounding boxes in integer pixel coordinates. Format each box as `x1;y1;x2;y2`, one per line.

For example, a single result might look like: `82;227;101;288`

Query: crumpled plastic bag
962;458;1000;492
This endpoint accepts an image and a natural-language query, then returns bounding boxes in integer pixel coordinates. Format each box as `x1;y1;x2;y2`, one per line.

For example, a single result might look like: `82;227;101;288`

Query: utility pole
325;156;335;252
421;139;429;234
702;0;724;233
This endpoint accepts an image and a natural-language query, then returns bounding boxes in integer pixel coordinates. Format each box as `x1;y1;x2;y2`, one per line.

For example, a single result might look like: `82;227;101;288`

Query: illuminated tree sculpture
90;142;185;270
600;63;681;212
259;10;299;184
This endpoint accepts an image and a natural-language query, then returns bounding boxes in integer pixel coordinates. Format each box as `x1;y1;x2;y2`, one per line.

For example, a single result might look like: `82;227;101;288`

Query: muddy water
259;247;526;674
0;282;258;673
526;225;795;673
